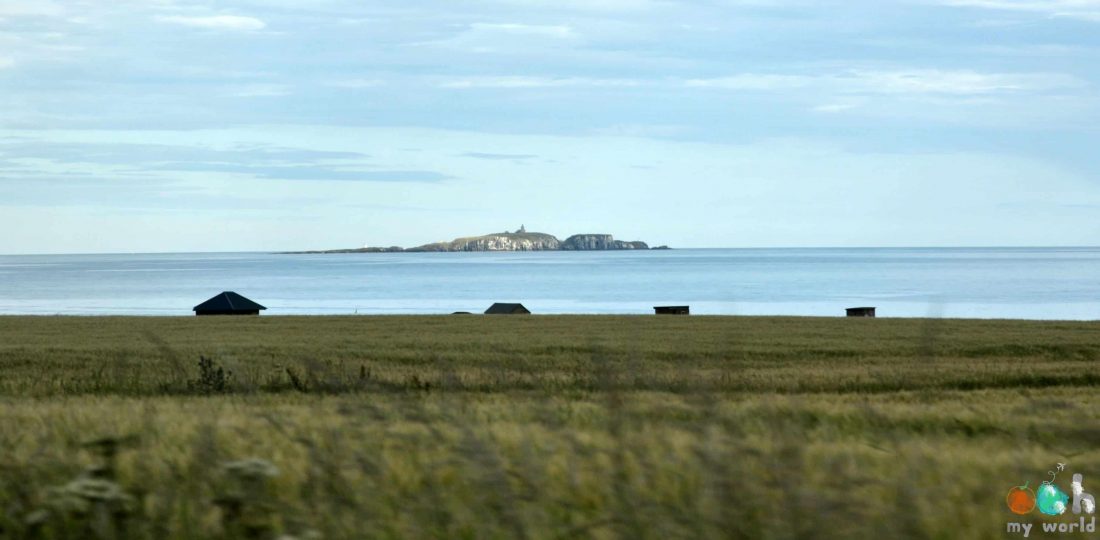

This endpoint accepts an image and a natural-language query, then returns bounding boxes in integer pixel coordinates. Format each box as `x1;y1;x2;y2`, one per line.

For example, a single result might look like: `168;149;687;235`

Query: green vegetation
1;315;1099;539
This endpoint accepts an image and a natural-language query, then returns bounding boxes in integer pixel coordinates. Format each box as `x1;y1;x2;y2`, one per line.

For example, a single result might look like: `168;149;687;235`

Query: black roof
484;302;529;314
193;291;267;312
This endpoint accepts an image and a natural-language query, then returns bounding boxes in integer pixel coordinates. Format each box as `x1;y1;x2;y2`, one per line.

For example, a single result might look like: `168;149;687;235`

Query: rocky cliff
291;228;665;253
560;234;649;250
409;232;561;252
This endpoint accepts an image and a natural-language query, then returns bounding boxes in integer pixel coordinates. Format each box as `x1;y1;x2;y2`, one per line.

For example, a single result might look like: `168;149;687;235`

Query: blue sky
1;0;1098;253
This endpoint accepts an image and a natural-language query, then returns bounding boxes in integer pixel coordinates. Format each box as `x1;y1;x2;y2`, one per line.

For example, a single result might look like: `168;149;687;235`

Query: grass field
1;315;1099;539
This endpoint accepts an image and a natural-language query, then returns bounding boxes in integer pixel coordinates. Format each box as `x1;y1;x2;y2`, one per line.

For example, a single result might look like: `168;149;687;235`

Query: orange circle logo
1007;482;1037;515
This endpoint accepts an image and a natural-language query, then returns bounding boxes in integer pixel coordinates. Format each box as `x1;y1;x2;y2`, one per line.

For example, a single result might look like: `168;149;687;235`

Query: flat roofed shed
484;303;530;315
193;291;267;316
846;306;876;317
654;306;690;315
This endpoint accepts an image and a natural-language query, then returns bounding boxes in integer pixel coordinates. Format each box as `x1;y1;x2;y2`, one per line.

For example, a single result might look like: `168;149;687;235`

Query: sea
0;248;1098;319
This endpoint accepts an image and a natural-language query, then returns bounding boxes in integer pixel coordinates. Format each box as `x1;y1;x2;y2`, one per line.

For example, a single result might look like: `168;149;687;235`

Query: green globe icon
1037;482;1069;515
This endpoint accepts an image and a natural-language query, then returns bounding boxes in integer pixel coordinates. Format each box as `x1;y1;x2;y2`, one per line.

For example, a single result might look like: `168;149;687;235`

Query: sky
1;0;1098;253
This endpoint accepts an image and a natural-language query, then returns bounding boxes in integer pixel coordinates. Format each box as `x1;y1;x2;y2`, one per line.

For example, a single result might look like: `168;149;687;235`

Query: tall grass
1;315;1098;538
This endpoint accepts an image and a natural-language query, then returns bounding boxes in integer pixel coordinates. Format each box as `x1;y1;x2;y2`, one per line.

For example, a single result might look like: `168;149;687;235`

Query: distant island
289;226;670;253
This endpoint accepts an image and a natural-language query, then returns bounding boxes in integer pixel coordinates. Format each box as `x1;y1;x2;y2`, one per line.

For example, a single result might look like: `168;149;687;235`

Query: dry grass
1;315;1098;539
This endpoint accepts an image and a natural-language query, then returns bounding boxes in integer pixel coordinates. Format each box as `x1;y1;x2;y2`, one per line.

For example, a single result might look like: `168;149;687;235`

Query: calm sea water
0;248;1097;319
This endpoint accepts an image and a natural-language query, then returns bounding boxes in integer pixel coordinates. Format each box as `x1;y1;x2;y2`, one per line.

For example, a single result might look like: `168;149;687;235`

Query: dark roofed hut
654;305;690;315
193;291;267;316
846;306;876;318
484;303;531;315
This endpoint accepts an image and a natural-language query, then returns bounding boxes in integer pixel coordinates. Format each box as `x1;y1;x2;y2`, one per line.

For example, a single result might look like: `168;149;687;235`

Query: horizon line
2;245;1099;257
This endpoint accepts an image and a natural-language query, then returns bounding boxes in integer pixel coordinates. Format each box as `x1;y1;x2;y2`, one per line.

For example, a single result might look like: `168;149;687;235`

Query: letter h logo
1073;474;1096;514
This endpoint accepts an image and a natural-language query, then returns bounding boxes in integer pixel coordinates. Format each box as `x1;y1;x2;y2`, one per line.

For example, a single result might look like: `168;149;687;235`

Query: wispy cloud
0;57;14;69
812;102;860;113
486;0;670;11
0;141;365;187
410;21;583;53
156;15;266;31
0;1;63;17
940;0;1100;22
324;78;384;89
462;152;538;160
592;124;689;137
848;69;1076;94
152;163;451;182
686;69;1084;95
468;23;577;39
0;139;448;184
444;69;1083;97
440;76;643;89
685;74;811;90
0;141;368;166
228;84;291;97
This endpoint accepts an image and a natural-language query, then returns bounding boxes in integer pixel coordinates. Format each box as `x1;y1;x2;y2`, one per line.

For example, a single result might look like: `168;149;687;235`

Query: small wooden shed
654;305;690;315
193;291;267;316
846;306;876;318
484;303;531;315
